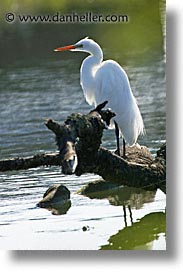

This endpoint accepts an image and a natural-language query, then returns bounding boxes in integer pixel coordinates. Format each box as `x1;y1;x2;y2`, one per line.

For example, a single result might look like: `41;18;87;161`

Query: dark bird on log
54;37;144;158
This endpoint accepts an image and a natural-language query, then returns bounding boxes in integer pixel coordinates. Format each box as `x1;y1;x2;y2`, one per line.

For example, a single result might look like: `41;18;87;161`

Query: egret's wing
94;60;144;145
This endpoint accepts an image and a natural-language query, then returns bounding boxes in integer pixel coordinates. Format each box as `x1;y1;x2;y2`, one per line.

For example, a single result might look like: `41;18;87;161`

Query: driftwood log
0;102;166;192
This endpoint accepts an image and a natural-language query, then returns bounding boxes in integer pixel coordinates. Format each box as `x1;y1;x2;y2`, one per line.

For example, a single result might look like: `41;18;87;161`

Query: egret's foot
122;153;127;160
116;148;120;156
114;145;121;156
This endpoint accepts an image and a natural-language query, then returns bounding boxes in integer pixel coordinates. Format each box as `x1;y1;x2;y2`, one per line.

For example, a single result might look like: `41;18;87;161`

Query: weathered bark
0;103;166;192
0;153;60;172
76;146;165;190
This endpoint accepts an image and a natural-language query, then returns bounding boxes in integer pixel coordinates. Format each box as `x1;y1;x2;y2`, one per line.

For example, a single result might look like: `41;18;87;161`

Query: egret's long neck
80;46;103;106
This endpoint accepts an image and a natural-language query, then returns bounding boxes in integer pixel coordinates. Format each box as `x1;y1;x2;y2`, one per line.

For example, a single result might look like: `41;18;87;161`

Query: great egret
54;37;144;157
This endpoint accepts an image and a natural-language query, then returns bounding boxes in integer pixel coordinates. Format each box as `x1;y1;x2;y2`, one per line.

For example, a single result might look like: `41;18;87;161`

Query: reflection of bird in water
108;186;156;209
54;37;144;158
80;182;156;227
37;184;71;215
108;186;156;227
123;205;133;227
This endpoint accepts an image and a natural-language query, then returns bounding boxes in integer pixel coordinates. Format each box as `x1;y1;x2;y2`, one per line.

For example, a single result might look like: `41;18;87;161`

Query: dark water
0;55;166;250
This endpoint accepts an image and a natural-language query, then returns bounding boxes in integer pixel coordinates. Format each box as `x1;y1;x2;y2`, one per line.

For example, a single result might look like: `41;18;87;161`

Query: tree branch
0;102;166;192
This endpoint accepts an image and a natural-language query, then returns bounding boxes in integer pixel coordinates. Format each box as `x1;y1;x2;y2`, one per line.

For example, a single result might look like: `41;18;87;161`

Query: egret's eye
76;44;83;48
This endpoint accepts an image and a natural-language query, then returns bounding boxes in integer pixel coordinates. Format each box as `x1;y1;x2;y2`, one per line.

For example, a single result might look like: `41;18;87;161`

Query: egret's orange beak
54;45;75;52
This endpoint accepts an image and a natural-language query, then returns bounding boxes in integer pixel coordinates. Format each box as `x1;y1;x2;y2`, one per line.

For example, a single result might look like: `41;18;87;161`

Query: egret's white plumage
54;37;144;146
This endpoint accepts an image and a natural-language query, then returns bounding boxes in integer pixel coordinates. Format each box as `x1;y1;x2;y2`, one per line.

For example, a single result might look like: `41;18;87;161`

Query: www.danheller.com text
5;11;129;23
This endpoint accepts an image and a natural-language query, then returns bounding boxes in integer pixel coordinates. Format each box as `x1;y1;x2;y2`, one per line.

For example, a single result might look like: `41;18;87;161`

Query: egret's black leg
123;138;126;159
114;121;120;156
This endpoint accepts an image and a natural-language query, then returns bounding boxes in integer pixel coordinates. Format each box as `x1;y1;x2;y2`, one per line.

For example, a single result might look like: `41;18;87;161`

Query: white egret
54;37;144;157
